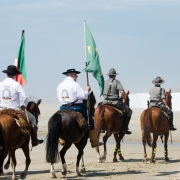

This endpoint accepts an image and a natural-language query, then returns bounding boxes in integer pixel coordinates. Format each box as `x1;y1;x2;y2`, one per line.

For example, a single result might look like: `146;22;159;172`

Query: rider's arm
120;90;125;103
16;84;28;107
74;83;90;100
162;98;170;110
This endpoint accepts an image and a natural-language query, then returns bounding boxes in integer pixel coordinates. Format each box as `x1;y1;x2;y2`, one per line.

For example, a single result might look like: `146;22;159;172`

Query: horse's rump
0;109;31;137
56;110;88;133
94;105;123;134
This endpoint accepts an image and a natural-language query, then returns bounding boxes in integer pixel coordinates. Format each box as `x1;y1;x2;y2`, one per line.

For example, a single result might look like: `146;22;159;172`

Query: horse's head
124;90;130;107
27;99;41;125
83;91;96;116
165;89;172;109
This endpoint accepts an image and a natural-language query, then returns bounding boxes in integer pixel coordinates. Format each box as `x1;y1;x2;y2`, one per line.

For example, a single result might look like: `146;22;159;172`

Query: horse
94;91;130;163
46;92;96;178
140;89;171;163
0;99;41;179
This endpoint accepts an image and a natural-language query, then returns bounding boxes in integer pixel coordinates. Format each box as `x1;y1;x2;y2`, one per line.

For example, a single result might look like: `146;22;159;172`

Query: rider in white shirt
57;68;103;148
0;65;43;147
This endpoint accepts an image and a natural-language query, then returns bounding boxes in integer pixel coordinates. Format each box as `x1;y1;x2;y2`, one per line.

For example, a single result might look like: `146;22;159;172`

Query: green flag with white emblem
84;22;104;96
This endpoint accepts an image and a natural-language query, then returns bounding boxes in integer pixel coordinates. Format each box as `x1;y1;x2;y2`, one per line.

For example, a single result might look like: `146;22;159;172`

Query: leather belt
150;100;159;103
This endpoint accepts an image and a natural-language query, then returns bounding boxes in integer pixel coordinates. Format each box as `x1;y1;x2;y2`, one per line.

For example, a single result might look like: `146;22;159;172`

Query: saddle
150;106;170;120
0;108;31;137
56;110;88;133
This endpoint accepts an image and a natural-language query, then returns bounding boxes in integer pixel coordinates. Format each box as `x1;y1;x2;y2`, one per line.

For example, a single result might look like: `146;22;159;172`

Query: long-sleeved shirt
0;77;28;109
57;77;89;105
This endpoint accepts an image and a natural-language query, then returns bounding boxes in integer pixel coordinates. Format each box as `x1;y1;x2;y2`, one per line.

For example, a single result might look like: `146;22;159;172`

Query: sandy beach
1;103;180;180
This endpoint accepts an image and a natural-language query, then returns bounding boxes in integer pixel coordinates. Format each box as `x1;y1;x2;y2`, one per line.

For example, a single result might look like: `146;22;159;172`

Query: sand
1;103;180;180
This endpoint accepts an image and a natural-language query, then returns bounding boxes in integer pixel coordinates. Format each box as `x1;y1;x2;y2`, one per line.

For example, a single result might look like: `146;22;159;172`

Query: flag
14;30;27;86
84;22;104;96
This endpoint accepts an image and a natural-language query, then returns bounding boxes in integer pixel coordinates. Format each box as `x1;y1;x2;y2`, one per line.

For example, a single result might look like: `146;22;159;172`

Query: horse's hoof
20;172;27;179
142;159;147;163
98;159;102;163
77;173;83;177
61;171;67;176
50;171;57;178
81;168;86;173
150;160;156;163
4;163;10;170
12;176;17;180
119;156;124;161
113;158;118;162
165;157;169;162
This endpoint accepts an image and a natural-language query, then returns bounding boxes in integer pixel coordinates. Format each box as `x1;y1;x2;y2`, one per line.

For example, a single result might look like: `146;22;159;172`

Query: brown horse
0;99;41;179
46;92;96;178
140;89;171;163
94;91;130;163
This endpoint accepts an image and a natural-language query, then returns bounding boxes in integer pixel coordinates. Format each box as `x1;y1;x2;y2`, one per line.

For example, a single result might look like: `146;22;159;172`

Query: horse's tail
46;113;62;163
0;125;4;160
144;109;152;147
95;106;105;140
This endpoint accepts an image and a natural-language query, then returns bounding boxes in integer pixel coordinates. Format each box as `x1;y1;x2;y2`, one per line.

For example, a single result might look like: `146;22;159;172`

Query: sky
0;0;180;103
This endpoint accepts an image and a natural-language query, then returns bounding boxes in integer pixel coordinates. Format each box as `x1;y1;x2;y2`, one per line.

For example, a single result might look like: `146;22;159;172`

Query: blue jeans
60;104;95;130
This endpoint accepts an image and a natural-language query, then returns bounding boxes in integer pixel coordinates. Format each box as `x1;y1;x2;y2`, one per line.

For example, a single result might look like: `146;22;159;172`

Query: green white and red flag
14;30;27;86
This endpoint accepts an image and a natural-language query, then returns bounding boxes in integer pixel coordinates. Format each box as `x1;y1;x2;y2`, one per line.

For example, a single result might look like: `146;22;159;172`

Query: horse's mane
83;91;96;116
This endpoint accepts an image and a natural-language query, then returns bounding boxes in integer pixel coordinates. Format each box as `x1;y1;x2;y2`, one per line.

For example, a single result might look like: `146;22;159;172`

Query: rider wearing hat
0;65;44;146
57;68;103;148
102;68;132;134
149;76;177;131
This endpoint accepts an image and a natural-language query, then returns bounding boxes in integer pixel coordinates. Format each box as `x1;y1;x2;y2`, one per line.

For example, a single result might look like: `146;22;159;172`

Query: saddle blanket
56;110;88;133
0;108;31;137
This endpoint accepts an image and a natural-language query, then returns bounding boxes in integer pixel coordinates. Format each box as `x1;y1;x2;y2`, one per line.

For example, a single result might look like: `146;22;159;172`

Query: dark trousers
60;104;95;130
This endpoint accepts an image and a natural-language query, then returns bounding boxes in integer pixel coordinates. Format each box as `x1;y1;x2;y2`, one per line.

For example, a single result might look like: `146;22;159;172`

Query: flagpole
84;20;90;125
21;30;25;38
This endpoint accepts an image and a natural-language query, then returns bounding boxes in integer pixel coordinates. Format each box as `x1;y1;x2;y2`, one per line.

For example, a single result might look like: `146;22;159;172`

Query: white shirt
0;77;28;109
57;76;89;105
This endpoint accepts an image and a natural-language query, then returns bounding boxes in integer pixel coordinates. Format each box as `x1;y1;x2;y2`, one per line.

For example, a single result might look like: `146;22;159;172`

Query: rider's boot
31;126;44;147
169;113;177;131
59;138;65;146
89;130;104;148
0;146;3;150
124;116;132;135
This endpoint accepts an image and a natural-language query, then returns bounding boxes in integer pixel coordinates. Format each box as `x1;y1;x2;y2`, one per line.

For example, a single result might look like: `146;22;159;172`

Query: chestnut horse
0;99;41;179
140;89;171;163
94;91;130;163
46;92;96;178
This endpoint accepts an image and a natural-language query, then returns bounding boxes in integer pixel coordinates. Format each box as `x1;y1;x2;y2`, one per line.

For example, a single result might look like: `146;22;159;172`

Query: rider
102;68;132;134
149;76;177;131
0;65;44;146
57;68;104;148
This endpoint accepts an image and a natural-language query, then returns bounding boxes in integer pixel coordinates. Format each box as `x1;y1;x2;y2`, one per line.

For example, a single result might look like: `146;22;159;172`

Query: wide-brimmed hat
106;68;119;76
2;65;21;75
62;68;81;75
152;76;165;85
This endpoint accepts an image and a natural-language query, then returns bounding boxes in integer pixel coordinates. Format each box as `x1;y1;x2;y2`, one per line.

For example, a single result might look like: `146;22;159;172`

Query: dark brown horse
94;91;130;163
0;99;41;179
140;89;171;163
46;92;96;178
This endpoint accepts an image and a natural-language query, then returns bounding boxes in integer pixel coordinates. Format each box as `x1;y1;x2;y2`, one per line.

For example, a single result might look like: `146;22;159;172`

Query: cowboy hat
106;68;119;75
62;68;81;75
2;65;21;75
152;76;165;85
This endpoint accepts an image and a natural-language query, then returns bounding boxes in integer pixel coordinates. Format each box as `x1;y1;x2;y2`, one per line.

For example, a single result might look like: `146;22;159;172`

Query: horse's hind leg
20;145;31;179
164;131;169;162
50;163;57;178
113;133;120;162
9;149;16;180
150;133;158;163
60;142;72;177
101;130;112;162
118;132;125;161
142;130;147;162
4;152;10;170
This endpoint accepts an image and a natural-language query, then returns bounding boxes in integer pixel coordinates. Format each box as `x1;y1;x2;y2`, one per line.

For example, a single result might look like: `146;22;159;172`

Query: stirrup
170;126;177;131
